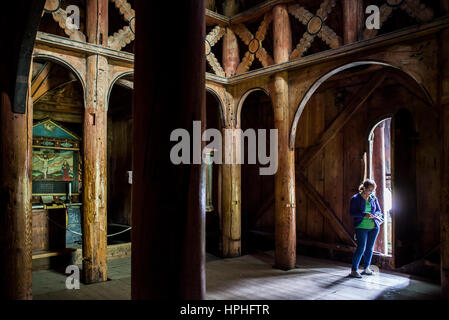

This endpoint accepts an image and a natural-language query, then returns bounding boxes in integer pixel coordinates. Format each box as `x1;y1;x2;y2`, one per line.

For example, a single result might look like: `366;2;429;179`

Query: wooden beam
206;9;230;26
296;171;356;246
31;62;52;99
35;32;134;65
230;0;294;25
33;79;78;104
298;71;386;170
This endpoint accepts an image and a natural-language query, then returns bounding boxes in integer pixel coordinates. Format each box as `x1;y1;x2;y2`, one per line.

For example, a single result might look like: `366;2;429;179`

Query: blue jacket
350;193;383;228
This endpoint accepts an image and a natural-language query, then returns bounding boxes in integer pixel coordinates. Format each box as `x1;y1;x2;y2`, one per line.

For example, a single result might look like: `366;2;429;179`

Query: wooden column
132;0;206;299
82;0;108;284
0;0;44;299
440;25;449;299
222;29;240;77
221;0;241;257
372;123;387;254
222;0;239;77
0;89;33;299
273;4;296;270
222;127;241;257
341;0;364;44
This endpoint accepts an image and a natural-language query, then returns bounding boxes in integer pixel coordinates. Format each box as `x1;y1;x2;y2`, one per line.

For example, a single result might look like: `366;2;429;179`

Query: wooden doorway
107;78;134;245
240;90;275;254
391;108;419;268
205;90;223;256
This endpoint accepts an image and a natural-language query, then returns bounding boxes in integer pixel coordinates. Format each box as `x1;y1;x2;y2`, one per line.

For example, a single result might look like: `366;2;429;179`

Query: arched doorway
290;63;440;276
368;117;392;256
30;57;85;269
107;74;134;245
240;89;275;255
205;89;224;256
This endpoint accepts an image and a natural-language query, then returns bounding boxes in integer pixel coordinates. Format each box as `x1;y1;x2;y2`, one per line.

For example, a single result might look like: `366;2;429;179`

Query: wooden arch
32;53;87;103
289;60;434;149
107;70;134;110
235;87;271;128
206;86;227;128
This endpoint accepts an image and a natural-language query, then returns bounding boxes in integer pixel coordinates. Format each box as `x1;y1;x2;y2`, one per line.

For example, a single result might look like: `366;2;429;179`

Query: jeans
351;227;379;271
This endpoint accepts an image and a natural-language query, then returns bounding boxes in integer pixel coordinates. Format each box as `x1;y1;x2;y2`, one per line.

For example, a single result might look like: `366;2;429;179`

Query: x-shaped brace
288;0;341;60
232;12;274;75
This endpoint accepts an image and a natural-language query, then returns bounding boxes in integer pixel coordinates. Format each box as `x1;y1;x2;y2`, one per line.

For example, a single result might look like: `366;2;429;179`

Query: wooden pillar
440;25;449;299
0;89;33;300
341;0;364;44
0;0;44;299
221;0;241;256
222;28;240;77
273;4;296;270
132;0;206;299
372;123;387;254
86;0;108;45
82;0;108;284
222;127;241;257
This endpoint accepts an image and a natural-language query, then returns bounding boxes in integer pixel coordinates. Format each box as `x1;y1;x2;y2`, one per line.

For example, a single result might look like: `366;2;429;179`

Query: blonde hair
359;179;377;192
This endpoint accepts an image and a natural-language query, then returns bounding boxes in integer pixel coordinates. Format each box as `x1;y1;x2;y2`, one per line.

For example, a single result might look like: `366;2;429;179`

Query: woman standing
349;179;384;278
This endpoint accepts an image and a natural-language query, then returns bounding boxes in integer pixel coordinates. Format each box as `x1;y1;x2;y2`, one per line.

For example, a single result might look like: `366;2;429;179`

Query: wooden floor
32;251;441;300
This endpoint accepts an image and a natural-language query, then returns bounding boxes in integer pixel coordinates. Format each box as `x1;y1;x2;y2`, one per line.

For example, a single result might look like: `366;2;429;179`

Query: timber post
222;123;242;257
341;0;364;45
222;0;239;77
273;4;296;270
222;28;240;77
132;0;206;299
82;0;109;284
0;81;33;300
440;11;449;297
221;0;242;258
